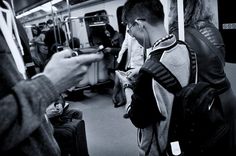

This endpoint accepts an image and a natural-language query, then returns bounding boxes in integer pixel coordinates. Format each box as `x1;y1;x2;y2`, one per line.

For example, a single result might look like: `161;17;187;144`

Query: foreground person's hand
43;48;104;93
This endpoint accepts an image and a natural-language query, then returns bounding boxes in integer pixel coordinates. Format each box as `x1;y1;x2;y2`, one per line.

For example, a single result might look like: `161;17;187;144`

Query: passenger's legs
112;75;126;107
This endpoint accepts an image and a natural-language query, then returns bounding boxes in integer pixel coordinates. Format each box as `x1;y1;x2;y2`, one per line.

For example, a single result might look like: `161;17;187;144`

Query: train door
218;0;236;93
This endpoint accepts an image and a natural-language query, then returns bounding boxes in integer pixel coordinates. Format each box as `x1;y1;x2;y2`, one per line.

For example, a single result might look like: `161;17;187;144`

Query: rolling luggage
54;119;89;156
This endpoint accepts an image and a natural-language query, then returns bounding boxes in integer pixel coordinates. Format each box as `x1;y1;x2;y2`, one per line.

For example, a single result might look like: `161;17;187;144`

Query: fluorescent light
39;4;58;13
51;0;63;5
16;0;63;19
16;7;41;19
24;25;35;28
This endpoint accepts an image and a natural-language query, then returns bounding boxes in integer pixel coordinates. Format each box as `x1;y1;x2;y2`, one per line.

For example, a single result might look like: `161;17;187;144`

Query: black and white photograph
0;0;236;156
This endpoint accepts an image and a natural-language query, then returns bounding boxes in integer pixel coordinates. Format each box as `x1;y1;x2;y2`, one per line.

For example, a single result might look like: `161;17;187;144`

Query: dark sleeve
0;41;59;150
198;22;225;64
44;30;53;48
128;72;163;128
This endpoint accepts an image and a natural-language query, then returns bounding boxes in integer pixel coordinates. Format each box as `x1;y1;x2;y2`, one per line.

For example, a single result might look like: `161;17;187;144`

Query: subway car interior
1;0;236;155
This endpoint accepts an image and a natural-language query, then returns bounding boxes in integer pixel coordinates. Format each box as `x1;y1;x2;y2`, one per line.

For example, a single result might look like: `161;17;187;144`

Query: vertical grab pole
65;17;71;43
161;0;170;33
10;0;15;16
177;0;185;41
55;12;62;45
50;1;59;52
166;0;170;33
66;0;74;49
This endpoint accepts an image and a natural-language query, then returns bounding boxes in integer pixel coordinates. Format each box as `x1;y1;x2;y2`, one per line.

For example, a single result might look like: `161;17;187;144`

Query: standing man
119;0;191;155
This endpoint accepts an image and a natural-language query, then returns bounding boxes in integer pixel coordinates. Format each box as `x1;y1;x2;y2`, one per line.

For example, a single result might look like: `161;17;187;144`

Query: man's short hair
122;0;164;25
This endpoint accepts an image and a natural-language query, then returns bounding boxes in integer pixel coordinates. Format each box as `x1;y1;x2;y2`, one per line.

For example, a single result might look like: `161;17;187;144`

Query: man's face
127;19;150;48
32;29;38;35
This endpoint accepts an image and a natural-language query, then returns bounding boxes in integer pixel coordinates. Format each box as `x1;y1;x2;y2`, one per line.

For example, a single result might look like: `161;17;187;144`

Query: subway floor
67;88;138;156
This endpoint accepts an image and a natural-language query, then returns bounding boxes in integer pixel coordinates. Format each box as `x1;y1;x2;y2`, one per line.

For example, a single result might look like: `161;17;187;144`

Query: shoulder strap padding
178;40;197;83
140;41;197;94
141;58;182;94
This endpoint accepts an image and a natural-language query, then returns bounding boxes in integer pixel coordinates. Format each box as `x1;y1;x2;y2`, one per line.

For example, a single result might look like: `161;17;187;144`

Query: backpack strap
141;58;182;94
141;41;197;94
177;40;198;84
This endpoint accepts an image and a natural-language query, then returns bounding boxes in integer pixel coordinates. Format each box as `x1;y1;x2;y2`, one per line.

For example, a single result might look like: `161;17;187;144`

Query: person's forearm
117;48;127;63
0;75;59;151
124;88;133;111
117;36;128;63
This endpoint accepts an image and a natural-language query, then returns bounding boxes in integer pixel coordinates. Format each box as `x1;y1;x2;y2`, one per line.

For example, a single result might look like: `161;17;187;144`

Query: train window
84;10;110;47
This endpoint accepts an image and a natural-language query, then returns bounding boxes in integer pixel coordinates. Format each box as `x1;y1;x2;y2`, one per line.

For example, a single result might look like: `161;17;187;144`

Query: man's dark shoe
114;101;125;108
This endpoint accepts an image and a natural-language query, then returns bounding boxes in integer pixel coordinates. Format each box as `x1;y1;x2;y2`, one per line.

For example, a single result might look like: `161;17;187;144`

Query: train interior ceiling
6;0;236;155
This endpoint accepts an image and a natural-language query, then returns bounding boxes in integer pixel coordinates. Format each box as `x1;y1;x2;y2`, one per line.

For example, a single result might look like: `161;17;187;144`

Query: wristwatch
123;83;133;90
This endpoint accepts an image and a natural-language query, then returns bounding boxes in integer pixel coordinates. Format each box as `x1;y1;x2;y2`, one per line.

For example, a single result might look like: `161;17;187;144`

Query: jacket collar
148;34;177;57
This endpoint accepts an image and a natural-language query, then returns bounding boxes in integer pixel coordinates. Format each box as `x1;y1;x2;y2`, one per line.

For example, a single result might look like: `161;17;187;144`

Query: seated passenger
46;97;85;156
46;97;83;125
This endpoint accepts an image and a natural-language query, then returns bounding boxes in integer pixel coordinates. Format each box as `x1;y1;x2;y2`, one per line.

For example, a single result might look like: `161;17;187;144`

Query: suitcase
54;119;89;156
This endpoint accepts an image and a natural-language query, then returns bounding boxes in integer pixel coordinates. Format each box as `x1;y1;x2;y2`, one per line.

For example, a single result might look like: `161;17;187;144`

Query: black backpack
140;41;230;156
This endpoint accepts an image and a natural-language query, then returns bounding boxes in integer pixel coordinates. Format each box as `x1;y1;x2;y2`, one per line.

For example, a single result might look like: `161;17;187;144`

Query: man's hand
126;67;141;79
46;103;63;118
43;48;104;93
115;70;131;86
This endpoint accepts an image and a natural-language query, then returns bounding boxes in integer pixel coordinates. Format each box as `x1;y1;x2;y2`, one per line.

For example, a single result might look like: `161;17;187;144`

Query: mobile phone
63;102;70;111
